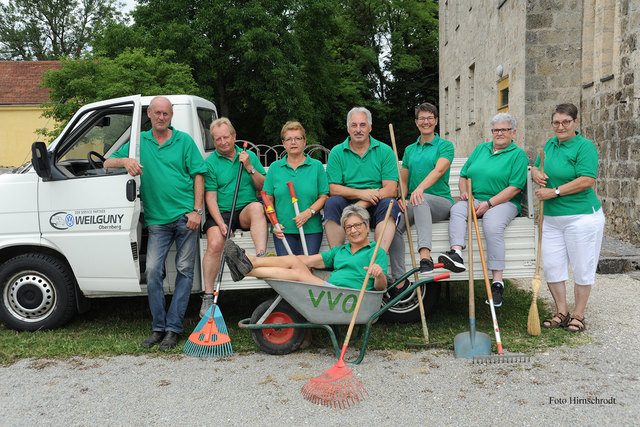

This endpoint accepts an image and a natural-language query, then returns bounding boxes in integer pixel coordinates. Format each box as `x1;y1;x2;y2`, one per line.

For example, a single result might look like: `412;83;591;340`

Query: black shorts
203;208;249;233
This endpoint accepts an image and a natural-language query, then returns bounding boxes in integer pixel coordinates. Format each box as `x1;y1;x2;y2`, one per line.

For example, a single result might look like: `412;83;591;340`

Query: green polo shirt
321;241;388;290
534;132;601;216
263;155;329;234
402;133;454;203
204;146;266;213
326;136;398;189
111;127;207;226
461;140;528;213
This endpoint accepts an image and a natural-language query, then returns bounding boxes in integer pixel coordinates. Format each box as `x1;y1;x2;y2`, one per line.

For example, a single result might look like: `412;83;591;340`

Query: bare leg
245;254;324;285
325;220;345;248
492;270;503;283
202;226;225;293
240;202;268;254
547;280;568;316
375;221;396;252
419;247;431;259
572;284;591;317
567;284;591;331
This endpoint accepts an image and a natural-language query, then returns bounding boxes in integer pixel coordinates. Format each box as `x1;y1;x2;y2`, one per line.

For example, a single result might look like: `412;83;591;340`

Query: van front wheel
0;253;76;331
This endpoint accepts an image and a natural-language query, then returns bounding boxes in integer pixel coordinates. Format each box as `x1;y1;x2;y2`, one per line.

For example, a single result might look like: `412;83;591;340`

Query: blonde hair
280;121;306;139
210;117;236;136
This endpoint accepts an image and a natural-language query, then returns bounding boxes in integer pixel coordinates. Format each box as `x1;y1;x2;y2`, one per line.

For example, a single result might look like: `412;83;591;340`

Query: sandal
565;314;586;332
542;312;570;329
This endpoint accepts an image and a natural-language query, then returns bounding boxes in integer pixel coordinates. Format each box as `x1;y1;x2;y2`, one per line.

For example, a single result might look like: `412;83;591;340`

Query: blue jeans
273;232;323;256
146;215;198;333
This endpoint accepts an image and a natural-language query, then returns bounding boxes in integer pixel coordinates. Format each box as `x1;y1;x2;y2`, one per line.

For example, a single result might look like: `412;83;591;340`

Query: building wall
524;0;583;160
580;0;640;244
439;0;527;157
0;106;54;168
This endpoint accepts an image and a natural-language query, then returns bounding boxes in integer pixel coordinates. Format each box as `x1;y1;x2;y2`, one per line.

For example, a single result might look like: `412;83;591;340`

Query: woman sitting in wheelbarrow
224;205;388;291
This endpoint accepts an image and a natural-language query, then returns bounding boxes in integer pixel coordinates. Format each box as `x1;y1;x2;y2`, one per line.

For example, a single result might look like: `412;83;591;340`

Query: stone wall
580;0;640;245
440;0;640;246
439;0;528;157
523;0;583;160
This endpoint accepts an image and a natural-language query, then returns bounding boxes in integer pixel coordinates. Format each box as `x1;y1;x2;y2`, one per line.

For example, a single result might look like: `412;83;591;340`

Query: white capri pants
541;208;605;285
449;199;519;271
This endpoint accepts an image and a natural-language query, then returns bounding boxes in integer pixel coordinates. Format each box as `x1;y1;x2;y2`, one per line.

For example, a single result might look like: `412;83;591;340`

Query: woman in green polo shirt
533;103;605;333
439;113;529;308
263;121;329;255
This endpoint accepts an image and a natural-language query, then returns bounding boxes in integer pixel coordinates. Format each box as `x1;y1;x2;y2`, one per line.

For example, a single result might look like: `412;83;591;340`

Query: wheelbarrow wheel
250;298;307;355
380;282;441;323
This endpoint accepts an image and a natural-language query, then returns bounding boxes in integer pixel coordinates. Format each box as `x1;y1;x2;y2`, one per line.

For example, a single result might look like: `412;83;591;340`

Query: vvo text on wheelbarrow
0;94;537;332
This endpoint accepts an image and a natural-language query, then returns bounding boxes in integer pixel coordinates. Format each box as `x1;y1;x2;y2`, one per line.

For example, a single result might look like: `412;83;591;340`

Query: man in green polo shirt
104;96;207;351
223;205;388;291
200;118;267;317
324;107;400;254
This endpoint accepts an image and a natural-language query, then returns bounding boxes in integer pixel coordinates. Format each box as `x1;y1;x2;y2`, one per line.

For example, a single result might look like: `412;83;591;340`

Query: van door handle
126;179;137;202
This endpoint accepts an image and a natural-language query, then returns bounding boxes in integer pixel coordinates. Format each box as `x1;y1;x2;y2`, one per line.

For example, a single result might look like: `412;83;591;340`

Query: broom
183;142;249;358
301;201;394;408
388;123;430;345
527;149;545;336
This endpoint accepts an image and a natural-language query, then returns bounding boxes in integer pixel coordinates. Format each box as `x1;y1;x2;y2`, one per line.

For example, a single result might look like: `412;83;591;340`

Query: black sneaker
438;250;466;273
419;258;434;272
224;257;245;282
387;278;411;300
224;240;254;276
486;282;504;307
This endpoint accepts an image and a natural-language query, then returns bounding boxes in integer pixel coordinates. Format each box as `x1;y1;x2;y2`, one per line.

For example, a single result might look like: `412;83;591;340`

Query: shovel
454;179;491;359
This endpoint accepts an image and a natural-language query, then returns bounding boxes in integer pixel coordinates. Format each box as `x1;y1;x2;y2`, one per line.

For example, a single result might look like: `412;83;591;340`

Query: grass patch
0;279;584;365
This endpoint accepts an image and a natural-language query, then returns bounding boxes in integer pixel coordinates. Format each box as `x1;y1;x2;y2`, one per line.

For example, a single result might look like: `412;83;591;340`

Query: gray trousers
449;199;518;271
389;194;453;280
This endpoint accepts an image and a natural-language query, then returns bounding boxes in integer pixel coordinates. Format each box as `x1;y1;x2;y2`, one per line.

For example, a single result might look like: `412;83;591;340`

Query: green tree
384;0;440;151
40;48;198;139
90;0;440;151
0;0;123;60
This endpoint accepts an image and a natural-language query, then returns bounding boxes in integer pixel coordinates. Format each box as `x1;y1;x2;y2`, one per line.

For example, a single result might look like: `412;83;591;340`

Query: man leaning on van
104;96;207;351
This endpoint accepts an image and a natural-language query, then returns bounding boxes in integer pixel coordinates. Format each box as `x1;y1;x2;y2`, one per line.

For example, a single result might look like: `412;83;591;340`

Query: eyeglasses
416;116;436;123
344;222;365;232
491;128;512;134
283;136;305;143
552;119;574;128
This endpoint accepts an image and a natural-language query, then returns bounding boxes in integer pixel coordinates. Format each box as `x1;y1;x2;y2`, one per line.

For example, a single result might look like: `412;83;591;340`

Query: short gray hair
149;96;173;113
347;107;372;128
340;205;370;228
490;113;517;130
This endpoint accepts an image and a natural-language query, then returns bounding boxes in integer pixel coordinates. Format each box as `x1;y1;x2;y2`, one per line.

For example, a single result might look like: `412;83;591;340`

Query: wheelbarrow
238;267;449;364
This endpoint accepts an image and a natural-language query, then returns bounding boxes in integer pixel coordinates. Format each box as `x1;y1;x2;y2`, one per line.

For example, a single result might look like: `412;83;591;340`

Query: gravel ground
1;272;638;425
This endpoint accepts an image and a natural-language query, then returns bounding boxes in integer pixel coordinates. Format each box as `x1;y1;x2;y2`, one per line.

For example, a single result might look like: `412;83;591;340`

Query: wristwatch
487;199;493;208
193;208;204;215
309;208;317;215
554;187;561;197
248;167;256;174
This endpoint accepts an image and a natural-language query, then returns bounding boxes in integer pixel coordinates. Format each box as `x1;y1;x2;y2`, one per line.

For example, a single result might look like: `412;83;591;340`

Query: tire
379;282;441;323
250;298;307;355
0;253;77;331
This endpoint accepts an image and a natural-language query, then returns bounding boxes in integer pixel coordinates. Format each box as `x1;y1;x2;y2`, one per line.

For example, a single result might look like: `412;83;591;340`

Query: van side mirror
31;141;52;180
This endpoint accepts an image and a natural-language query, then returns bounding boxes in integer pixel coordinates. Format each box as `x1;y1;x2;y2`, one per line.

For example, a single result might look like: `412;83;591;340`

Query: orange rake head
301;358;367;408
183;317;233;359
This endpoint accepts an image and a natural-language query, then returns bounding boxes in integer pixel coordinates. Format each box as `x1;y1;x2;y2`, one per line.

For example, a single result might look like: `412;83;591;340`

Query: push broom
527;149;545;336
301;201;394;408
183;142;249;358
389;123;431;345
